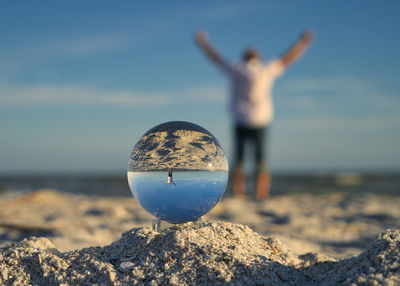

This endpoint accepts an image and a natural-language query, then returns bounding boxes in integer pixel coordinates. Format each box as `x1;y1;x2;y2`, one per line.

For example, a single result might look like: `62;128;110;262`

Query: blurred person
195;30;313;200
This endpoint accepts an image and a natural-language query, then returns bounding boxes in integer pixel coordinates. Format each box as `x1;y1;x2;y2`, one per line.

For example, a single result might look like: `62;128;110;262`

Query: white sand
0;189;399;285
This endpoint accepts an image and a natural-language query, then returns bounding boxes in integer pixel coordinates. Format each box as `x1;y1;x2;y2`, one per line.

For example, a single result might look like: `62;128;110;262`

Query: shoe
256;172;270;201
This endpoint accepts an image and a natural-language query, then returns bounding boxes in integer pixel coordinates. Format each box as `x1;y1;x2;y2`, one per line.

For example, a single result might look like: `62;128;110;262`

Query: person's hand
301;30;314;44
195;30;208;46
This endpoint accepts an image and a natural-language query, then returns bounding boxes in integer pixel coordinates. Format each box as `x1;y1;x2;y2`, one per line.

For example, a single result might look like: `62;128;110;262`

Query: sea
0;172;399;198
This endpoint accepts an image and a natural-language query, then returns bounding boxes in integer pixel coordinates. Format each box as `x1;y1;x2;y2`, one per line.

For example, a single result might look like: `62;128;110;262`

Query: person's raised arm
194;30;224;66
280;30;314;68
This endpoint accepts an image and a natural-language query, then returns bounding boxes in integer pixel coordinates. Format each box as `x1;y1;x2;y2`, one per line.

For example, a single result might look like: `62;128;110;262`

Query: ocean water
127;170;228;223
0;173;399;198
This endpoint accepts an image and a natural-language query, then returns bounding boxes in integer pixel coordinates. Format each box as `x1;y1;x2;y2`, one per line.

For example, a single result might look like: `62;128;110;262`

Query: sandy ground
1;189;399;259
1;189;400;285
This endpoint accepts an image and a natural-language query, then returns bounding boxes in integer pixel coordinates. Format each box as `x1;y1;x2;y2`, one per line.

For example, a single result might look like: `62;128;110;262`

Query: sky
1;1;399;174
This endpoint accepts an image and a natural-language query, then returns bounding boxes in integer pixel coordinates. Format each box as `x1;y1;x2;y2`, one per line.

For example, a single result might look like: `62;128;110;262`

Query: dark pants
234;124;268;174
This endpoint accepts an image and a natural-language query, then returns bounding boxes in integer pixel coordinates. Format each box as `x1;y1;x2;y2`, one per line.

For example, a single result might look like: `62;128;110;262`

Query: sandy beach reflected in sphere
127;121;229;223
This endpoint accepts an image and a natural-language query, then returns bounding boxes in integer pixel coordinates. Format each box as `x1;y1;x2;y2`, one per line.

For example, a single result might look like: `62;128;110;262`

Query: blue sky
1;1;399;174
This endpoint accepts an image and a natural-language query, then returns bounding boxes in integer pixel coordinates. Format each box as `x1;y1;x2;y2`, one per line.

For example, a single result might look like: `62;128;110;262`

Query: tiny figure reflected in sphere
165;167;176;186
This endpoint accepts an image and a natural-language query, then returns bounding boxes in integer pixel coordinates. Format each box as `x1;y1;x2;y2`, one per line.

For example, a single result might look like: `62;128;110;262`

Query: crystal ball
127;121;229;224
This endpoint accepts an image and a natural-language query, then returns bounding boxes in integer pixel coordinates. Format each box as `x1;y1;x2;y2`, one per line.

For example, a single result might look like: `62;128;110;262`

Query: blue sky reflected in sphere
128;170;227;223
127;121;229;223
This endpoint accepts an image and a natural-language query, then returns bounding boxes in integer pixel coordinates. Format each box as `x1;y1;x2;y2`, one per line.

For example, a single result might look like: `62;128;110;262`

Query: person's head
242;47;260;62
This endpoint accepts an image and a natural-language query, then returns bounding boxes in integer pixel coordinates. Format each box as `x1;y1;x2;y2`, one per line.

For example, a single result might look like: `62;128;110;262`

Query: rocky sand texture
1;221;399;285
128;121;228;172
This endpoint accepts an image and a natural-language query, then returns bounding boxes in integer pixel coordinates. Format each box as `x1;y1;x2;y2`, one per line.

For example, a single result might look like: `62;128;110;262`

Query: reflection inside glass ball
127;121;229;224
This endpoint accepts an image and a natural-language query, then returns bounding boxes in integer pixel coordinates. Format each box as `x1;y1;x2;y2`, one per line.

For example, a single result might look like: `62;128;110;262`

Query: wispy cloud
0;83;225;108
271;75;400;162
0;31;131;83
278;115;400;130
276;75;400;115
281;76;368;94
0;84;167;108
0;32;127;62
56;33;127;57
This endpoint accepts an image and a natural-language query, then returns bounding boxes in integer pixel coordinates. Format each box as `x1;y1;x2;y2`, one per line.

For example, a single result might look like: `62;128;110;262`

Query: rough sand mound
0;221;399;285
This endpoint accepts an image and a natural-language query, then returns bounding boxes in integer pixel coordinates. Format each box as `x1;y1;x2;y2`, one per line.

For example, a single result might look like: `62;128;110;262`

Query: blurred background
1;1;399;196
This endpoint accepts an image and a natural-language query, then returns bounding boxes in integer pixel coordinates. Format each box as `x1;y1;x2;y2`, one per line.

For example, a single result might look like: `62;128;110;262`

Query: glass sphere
127;121;229;224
